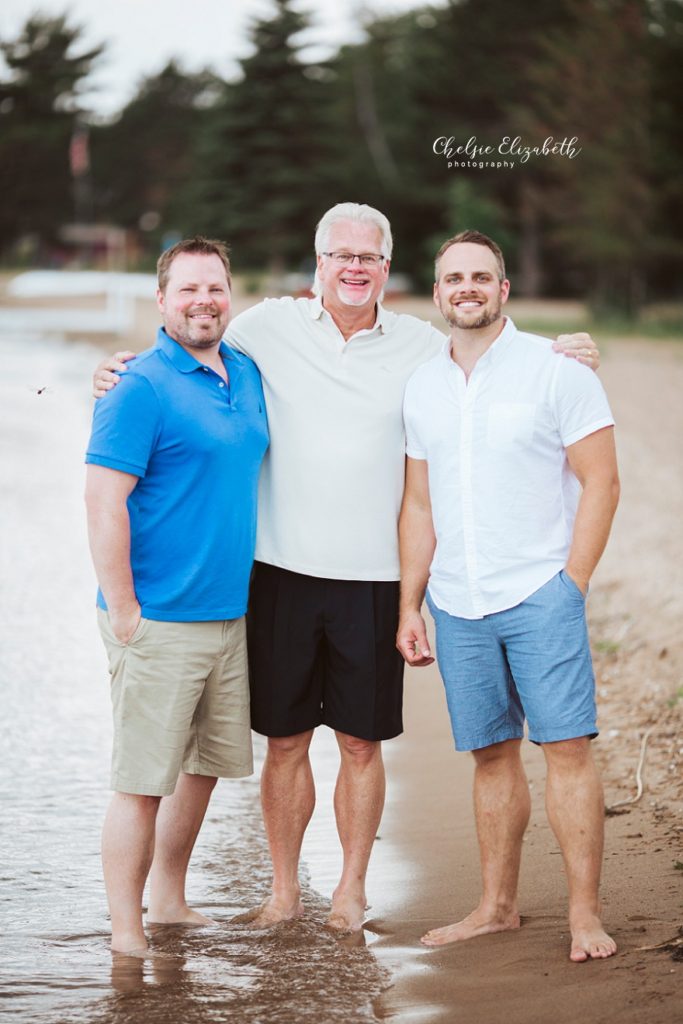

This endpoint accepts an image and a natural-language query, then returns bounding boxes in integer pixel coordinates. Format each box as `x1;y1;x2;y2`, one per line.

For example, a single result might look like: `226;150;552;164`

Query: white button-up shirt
403;318;615;618
227;297;444;580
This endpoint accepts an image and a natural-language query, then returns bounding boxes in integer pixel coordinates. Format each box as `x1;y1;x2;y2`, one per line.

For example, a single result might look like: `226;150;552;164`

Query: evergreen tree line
1;0;682;312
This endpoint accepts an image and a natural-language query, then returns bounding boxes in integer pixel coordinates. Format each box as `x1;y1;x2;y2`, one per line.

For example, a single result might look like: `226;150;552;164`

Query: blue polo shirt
86;328;269;621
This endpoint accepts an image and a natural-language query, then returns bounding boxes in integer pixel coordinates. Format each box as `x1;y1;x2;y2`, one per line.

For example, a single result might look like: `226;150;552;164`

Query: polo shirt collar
156;327;233;373
308;296;325;320
309;297;391;334
373;302;393;334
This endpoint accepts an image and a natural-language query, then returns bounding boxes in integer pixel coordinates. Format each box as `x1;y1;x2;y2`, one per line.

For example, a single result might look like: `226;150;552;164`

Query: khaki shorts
98;610;253;796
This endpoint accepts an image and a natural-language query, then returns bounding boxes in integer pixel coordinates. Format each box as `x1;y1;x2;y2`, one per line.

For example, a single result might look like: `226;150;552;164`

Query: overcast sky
0;0;438;117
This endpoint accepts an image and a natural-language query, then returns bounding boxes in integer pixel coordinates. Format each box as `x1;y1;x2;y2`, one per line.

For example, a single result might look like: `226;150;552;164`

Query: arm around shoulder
92;350;136;399
553;332;600;370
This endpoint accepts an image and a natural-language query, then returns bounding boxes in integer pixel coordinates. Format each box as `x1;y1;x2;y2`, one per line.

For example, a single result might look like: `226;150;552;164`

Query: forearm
399;501;436;614
86;501;138;612
565;476;620;589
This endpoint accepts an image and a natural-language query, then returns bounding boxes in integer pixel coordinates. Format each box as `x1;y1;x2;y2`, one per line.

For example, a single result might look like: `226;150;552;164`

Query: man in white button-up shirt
397;231;619;962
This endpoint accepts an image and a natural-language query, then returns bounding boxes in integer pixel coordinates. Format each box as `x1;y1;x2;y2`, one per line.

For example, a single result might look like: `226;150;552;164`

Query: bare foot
326;892;367;933
111;944;149;956
421;907;521;946
110;926;149;955
569;914;617;962
111;942;175;959
147;906;214;927
335;929;367;949
231;896;304;928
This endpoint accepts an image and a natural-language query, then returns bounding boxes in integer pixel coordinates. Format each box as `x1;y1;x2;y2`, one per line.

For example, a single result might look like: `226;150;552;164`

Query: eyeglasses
321;251;386;266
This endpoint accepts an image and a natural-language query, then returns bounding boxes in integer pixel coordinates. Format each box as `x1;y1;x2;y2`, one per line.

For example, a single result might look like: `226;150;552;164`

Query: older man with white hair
94;203;598;934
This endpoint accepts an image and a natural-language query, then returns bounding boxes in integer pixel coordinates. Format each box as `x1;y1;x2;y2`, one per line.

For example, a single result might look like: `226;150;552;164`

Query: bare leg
147;772;217;925
237;731;314;927
328;733;385;932
102;792;161;953
543;737;616;962
422;738;529;946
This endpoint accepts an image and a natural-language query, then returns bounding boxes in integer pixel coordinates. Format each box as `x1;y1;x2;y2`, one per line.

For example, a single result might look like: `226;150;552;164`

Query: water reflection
0;334;387;1023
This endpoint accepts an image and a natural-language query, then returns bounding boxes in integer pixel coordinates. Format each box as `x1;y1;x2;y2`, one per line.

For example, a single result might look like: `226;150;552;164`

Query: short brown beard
182;335;222;350
442;297;502;330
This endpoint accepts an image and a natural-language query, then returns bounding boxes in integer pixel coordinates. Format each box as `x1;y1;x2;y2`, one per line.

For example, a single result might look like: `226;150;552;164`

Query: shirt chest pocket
486;402;537;451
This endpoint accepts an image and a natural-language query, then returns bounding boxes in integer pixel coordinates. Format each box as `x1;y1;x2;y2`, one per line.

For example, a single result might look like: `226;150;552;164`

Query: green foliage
668;686;683;709
594;639;621;656
0;14;104;255
91;62;221;237
422;180;513;290
327;0;591;292
0;13;103;114
517;0;652;314
647;0;683;295
191;0;339;269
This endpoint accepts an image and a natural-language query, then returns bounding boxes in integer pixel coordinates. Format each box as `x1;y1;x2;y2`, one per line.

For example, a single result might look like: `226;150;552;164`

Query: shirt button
219;382;225;388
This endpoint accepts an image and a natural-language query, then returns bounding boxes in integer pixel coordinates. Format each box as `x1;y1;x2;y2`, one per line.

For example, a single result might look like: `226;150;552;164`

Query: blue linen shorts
426;571;597;751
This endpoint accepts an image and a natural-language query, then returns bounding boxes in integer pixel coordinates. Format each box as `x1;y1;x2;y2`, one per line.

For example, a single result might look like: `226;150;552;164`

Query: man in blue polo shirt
85;237;268;955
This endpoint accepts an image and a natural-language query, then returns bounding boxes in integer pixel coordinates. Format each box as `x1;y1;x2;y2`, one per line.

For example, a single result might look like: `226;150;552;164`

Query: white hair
311;202;393;296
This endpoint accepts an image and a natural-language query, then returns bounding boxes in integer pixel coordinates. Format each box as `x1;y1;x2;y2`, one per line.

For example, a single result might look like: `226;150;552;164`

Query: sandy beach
0;278;680;1022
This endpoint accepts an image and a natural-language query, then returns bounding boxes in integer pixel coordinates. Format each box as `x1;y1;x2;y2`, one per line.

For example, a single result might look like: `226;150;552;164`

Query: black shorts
247;562;404;741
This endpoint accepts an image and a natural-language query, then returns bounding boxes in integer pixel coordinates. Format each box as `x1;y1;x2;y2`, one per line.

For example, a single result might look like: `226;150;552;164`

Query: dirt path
370;338;682;1023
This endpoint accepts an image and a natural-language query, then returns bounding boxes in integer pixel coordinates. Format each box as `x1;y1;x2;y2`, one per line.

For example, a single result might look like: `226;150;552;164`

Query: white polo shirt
403;318;615;619
227;296;444;580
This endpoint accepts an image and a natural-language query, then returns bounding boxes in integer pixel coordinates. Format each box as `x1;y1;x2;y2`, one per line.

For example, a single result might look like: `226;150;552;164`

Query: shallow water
0;333;388;1022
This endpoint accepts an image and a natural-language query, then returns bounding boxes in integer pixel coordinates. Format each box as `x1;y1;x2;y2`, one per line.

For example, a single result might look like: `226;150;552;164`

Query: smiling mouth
340;277;370;287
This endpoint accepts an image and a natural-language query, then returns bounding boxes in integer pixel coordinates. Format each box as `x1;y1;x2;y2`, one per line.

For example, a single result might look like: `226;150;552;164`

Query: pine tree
0;14;104;255
647;0;683;296
518;0;652;312
91;61;221;241
193;0;337;271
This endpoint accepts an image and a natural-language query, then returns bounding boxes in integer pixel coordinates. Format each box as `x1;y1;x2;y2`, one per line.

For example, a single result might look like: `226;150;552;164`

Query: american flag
69;126;90;178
